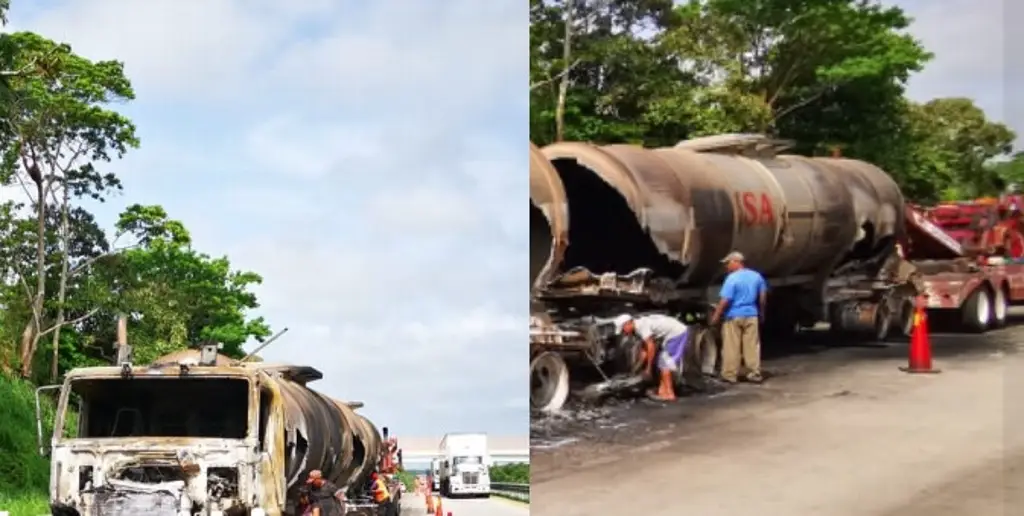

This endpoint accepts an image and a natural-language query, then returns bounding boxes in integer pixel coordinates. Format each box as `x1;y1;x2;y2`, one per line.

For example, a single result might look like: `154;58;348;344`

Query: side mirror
35;384;62;457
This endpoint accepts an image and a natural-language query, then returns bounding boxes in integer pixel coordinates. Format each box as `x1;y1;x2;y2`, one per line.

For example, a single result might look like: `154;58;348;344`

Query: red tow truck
901;194;1024;332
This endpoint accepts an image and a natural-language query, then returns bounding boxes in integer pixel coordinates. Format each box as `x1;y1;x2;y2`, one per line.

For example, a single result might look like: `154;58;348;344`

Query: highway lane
530;322;1024;515
402;492;529;516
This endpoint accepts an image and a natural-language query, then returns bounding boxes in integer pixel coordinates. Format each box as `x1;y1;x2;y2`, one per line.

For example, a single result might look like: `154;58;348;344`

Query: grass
0;373;54;516
0;491;48;515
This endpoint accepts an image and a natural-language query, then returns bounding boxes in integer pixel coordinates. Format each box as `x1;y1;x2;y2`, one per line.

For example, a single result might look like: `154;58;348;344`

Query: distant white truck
430;457;442;493
438;433;491;497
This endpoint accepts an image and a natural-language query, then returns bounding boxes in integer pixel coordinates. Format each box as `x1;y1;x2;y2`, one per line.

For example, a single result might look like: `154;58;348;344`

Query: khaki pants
720;317;761;381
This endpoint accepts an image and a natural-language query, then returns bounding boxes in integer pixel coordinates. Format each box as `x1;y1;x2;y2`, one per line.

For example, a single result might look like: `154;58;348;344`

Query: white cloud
895;0;1008;126
10;0;528;436
365;186;480;233
243;116;391;180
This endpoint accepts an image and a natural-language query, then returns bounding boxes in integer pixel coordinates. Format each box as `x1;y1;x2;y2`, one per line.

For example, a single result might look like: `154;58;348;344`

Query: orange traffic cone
900;296;940;374
435;497;443;516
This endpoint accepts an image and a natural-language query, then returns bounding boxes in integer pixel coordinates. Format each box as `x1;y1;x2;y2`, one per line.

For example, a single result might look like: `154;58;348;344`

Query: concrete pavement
530;323;1024;515
401;492;529;516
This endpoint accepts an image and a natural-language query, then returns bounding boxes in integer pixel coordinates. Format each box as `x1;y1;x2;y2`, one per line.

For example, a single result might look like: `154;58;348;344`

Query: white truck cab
438;433;491;498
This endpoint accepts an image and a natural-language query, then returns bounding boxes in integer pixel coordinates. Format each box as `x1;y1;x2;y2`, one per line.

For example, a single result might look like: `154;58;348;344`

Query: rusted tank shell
149;350;384;494
344;410;382;490
271;377;356;489
530;142;568;290
813;157;903;252
533;138;905;288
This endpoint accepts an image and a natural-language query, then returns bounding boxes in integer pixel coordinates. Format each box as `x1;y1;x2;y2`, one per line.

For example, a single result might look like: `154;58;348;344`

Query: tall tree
901;98;1015;201
0;31;137;378
663;0;932;145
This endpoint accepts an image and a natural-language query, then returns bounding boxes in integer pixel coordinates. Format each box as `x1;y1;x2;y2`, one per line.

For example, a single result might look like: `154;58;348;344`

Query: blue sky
892;0;1011;140
5;0;528;437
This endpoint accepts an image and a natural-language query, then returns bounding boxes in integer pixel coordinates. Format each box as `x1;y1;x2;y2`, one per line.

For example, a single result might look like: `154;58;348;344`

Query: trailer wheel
873;302;892;342
961;288;991;333
531;352;570;413
897;298;916;338
992;286;1008;328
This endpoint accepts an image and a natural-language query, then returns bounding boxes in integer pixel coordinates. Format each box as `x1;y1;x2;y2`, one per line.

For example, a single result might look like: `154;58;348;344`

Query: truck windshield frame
54;375;255;442
453;456;483;467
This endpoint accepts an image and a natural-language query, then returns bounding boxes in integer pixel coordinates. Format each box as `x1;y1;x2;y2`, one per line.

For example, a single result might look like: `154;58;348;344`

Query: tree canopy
530;0;1016;203
0;5;272;383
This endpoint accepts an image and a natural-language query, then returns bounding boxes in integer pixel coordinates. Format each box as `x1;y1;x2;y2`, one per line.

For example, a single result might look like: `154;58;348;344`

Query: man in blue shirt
710;251;767;384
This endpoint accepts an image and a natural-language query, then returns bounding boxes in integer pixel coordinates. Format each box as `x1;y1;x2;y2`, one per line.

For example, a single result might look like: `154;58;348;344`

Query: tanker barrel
346;413;383;490
276;381;355;489
809;157;905;270
535;139;903;289
537;141;679;283
530;141;569;292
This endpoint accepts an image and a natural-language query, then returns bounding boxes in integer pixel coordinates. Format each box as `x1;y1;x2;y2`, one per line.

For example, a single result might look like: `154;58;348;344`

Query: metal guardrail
491;482;530;502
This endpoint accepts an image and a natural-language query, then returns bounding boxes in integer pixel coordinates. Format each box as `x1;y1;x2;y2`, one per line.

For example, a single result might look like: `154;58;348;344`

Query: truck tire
961;288;992;333
531;352;570;413
897;298;916;339
992;286;1009;328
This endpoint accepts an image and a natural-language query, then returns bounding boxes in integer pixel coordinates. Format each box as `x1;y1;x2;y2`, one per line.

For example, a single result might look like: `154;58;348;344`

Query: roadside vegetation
531;0;1020;202
490;462;530;484
0;1;272;508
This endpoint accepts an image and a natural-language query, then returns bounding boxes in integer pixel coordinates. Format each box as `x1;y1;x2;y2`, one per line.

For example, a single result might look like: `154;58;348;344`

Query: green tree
665;0;930;137
528;0;1015;203
905;98;1015;201
48;204;271;368
0;31;137;379
989;152;1024;188
531;0;689;145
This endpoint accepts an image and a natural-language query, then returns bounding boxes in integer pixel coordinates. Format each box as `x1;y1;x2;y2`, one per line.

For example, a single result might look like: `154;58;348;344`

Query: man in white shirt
613;313;690;401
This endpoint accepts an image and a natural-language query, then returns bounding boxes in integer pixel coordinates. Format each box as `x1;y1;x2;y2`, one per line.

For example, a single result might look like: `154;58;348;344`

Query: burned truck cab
41;344;278;516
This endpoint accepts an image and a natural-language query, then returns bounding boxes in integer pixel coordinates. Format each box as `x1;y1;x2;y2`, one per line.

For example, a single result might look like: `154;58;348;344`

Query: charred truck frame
529;135;921;412
38;344;401;516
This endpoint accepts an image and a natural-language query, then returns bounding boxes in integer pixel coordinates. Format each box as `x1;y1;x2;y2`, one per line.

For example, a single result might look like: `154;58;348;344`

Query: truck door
257;375;287;512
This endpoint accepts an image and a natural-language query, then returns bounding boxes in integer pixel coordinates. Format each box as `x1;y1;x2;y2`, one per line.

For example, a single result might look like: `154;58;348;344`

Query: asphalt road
530;317;1024;515
402;492;529;516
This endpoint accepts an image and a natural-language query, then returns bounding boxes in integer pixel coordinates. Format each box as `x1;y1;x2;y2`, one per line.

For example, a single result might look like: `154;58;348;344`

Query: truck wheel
873;302;892;342
897;298;916;339
961;288;991;333
992;287;1008;328
531;352;570;413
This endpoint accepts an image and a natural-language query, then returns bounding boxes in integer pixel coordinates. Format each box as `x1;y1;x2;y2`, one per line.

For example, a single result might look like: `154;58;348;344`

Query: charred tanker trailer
529;135;920;411
39;345;395;516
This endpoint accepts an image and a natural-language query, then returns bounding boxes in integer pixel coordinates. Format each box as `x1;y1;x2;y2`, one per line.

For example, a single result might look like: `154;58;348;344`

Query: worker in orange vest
371;471;397;516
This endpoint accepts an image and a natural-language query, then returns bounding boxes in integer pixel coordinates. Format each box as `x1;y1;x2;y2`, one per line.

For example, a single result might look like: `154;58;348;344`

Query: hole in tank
845;221;877;262
550;158;677;277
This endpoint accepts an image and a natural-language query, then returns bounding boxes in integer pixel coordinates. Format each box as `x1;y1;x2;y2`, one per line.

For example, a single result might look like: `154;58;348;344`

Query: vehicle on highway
35;341;403;516
529;135;927;412
429;457;442;493
529;136;1024;413
901;195;1024;332
438;433;491;498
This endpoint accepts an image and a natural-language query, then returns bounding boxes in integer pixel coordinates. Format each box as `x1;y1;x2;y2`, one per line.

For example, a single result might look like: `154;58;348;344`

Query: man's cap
612;314;634;334
306;469;323;484
721;251;745;263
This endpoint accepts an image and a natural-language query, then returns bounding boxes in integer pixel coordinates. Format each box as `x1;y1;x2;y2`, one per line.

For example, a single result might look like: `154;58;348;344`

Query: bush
0;373;55;511
393;469;417;492
489;462;529;484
